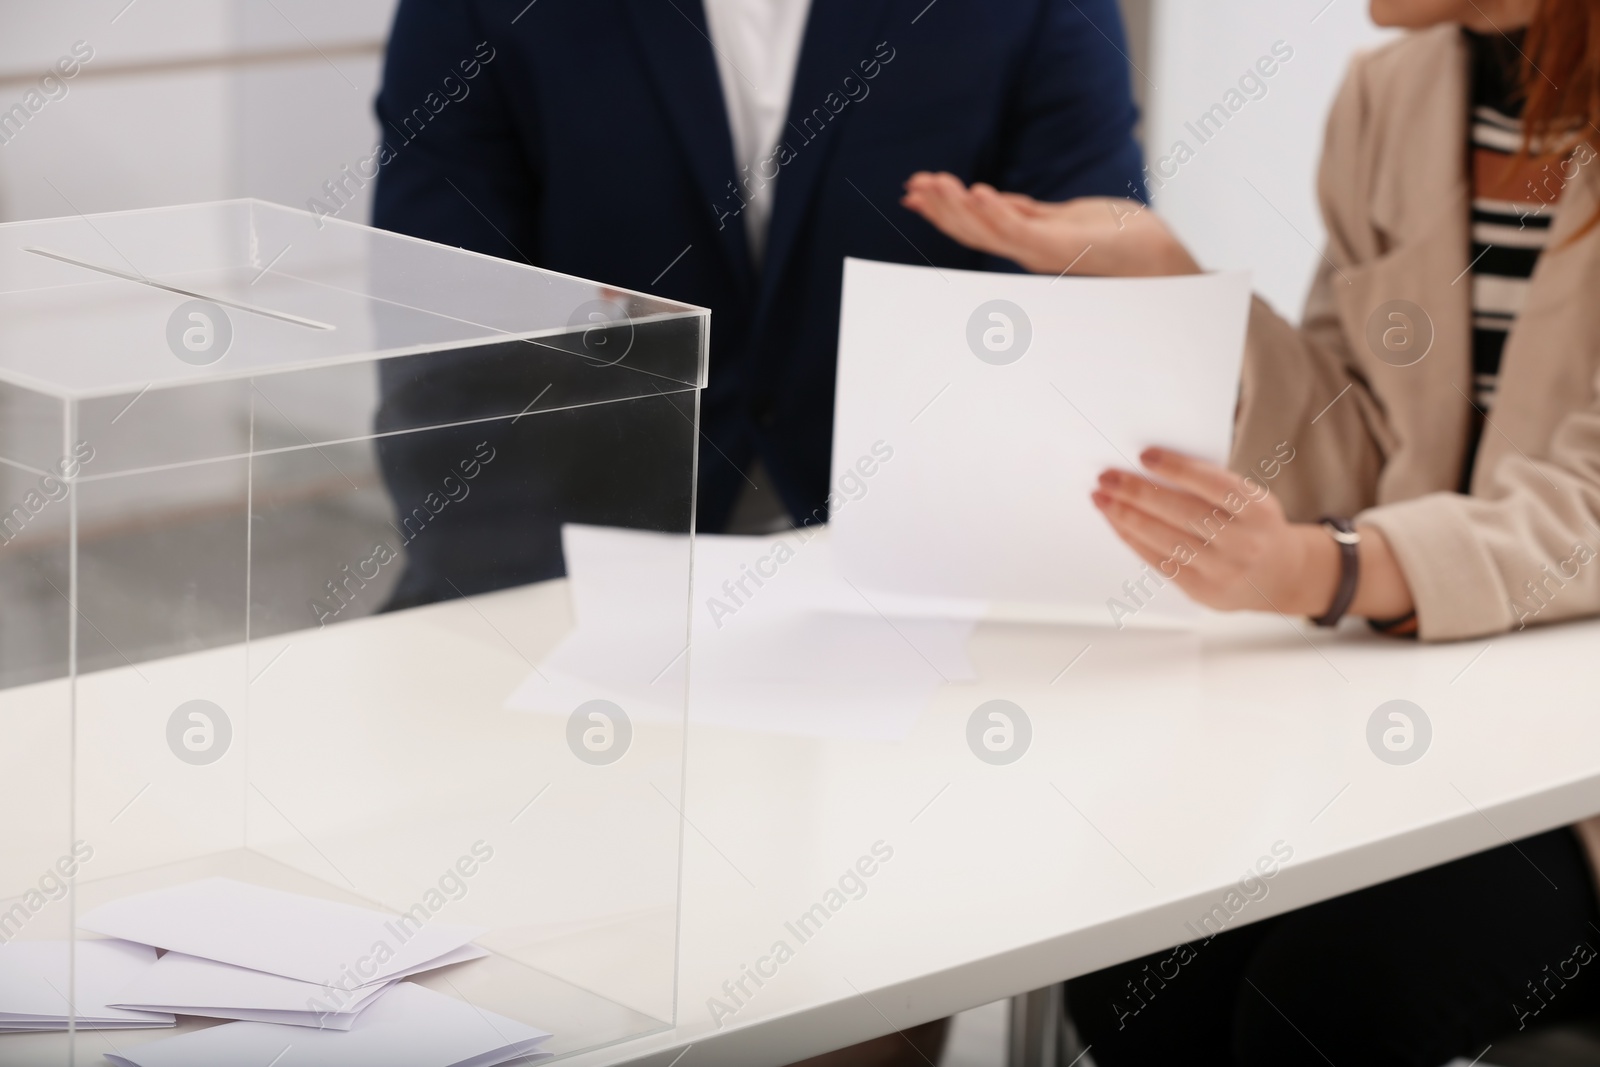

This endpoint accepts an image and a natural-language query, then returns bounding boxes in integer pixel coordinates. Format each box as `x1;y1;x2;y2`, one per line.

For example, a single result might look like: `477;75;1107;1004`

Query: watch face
1322;519;1361;545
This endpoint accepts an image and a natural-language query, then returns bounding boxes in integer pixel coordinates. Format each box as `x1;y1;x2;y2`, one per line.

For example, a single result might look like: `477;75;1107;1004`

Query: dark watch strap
1311;516;1361;628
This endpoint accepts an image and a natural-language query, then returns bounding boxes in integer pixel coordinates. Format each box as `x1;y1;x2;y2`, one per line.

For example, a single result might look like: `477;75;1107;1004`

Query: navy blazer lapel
621;0;754;290
757;0;896;317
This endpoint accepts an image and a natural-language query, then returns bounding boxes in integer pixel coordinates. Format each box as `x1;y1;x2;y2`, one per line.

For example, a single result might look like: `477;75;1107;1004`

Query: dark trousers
1066;828;1600;1067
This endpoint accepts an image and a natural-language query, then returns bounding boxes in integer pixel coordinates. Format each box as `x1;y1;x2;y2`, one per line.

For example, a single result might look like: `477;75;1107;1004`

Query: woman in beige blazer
905;0;1600;1061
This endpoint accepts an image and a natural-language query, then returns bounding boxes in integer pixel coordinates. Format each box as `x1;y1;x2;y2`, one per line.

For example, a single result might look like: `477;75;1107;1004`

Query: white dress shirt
702;0;813;265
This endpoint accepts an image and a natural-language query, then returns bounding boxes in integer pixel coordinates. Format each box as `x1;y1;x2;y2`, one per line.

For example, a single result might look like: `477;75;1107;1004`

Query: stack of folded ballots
0;878;552;1066
0;940;174;1032
83;878;492;1029
104;983;553;1067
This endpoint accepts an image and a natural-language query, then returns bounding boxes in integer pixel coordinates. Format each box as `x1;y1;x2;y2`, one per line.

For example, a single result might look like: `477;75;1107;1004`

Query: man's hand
900;172;1200;277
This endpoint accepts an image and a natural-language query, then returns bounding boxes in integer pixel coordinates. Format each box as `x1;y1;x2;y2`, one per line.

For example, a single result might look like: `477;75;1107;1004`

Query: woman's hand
901;171;1201;278
1092;448;1416;623
1093;448;1335;614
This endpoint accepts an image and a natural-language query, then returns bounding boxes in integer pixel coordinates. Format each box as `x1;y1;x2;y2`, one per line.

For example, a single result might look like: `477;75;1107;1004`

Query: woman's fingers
1097;469;1237;541
1092;490;1203;563
1140;448;1254;510
1097;491;1266;611
1099;513;1179;575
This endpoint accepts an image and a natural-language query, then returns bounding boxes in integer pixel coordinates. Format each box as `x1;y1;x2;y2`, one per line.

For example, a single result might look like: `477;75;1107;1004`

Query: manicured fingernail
1091;490;1111;508
1141;447;1164;466
1099;470;1121;488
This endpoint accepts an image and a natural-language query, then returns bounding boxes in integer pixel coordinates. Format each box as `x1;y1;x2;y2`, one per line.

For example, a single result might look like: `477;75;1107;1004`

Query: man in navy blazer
371;0;1143;607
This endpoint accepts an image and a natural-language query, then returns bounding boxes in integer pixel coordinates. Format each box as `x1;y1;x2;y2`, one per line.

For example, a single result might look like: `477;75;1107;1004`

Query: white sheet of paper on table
830;258;1253;626
103;981;552;1067
506;525;975;741
0;940;173;1030
79;879;486;987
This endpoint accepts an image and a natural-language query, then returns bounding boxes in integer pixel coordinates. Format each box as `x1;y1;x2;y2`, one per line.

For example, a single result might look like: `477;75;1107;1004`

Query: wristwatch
1311;516;1361;628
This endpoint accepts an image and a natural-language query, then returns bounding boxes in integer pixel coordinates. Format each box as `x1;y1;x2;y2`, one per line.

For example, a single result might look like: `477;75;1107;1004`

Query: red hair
1521;0;1600;233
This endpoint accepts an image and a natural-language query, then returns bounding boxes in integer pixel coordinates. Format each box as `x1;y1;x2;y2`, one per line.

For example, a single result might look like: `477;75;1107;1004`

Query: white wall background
1144;0;1393;319
0;0;394;224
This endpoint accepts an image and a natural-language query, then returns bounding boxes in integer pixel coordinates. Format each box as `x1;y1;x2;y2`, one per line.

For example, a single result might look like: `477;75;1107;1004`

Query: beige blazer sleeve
1360;393;1600;641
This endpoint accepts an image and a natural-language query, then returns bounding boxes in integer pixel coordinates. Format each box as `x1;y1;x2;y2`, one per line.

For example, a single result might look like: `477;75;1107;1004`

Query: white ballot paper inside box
109;947;486;1029
830;258;1253;626
104;981;552;1067
79;878;485;988
0;940;173;1031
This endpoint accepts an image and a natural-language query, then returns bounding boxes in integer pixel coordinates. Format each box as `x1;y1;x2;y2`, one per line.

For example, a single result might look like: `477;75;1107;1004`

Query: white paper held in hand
103;981;552;1067
829;258;1253;626
78;878;485;986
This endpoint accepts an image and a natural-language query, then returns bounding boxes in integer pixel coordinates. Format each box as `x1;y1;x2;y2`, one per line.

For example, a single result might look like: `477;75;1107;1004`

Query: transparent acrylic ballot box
0;200;705;1062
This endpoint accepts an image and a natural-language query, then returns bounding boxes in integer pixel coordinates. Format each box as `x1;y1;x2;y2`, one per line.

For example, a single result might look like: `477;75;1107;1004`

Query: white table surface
5;577;1600;1066
577;604;1600;1065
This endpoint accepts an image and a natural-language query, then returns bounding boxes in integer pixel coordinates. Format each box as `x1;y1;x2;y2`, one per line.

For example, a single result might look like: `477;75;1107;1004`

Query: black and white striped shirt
1467;29;1558;412
1460;29;1566;491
